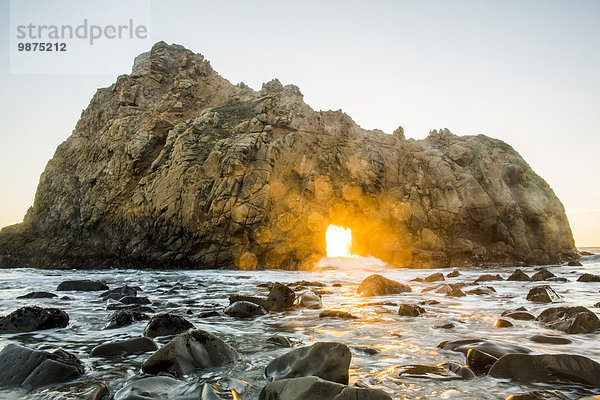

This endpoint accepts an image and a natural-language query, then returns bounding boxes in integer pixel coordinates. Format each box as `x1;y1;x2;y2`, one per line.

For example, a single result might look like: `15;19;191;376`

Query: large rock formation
0;42;577;269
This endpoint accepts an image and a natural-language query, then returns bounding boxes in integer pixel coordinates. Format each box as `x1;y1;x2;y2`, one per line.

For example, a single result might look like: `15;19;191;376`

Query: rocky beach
0;42;598;399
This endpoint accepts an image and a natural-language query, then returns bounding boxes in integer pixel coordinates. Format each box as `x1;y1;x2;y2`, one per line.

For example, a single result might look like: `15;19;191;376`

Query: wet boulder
16;291;57;299
488;353;600;386
114;376;198;400
294;291;322;309
466;286;496;296
119;296;151;305
228;294;269;310
224;301;267;318
143;313;194;338
104;310;149;329
531;269;556;281
391;364;469;380
424;272;445;282
0;306;68;333
357;274;411;296
438;361;476;379
536;306;600;334
57;280;108;291
526;285;560;303
259;376;392;400
494;319;513;327
507;269;531;281
505;311;535;321
474;274;503;283
265;282;295;311
446;270;461;278
437;339;532;359
578;273;600;282
91;336;158;357
467;348;498;374
100;285;137;300
142;329;240;376
0;344;84;390
319;310;357;319
265;342;351;384
434;283;466;297
266;335;292;347
529;335;572;345
398;304;425;317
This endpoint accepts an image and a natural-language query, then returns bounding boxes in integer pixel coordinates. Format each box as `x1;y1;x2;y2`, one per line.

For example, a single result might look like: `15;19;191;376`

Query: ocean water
0;250;599;399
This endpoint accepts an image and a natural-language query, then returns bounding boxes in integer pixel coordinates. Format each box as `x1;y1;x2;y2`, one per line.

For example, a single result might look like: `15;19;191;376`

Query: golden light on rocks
326;225;352;257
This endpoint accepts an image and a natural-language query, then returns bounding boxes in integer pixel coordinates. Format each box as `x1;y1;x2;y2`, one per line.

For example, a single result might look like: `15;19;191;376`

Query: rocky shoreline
1;256;599;399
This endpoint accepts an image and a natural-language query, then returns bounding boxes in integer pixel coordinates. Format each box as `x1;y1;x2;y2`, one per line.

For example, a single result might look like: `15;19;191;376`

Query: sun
326;225;352;257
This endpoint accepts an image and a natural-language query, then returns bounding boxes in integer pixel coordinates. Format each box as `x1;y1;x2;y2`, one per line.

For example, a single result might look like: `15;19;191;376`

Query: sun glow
326;225;352;257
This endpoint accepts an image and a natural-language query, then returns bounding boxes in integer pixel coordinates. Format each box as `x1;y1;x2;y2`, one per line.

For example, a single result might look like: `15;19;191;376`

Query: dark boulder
446;270;461;278
531;269;556;281
424;272;445;282
578;273;600;282
142;330;240;376
266;335;292;347
488;353;600;386
504;311;535;321
104;310;149;329
224;301;267;318
536;306;600;334
16;291;57;299
529;335;572;345
474;274;503;283
143;313;194;338
259;376;392;400
319;310;357;319
100;285;137;300
265;342;351;384
114;376;199;400
437;339;532;358
391;364;469;380
526;285;560;303
466;348;498;374
119;296;151;305
466;286;496;295
357;274;411;296
438;361;475;379
57;280;108;291
228;294;269;310
494;319;513;327
507;269;531;281
265;282;295;311
91;336;158;357
398;304;425;317
0;344;84;390
0;306;68;333
434;283;466;297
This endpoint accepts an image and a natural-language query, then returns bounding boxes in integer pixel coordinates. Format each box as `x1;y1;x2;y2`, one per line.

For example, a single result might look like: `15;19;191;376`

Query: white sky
0;0;598;245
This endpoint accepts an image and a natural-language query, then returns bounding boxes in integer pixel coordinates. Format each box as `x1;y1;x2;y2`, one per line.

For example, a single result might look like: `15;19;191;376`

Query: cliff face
0;42;577;269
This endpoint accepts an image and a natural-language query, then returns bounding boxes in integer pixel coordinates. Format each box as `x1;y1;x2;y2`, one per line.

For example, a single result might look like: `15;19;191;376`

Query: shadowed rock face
0;42;577;270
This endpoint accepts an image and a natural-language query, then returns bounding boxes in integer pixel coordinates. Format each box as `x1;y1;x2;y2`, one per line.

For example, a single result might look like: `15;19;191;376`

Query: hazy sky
0;0;598;245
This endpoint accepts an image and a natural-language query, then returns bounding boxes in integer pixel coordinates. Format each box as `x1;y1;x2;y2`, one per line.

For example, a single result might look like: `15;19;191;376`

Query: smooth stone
466;286;496;295
119;296;151;305
143;313;194;338
319;310;357;319
224;301;267;318
536;306;600;333
114;376;198;400
391;364;466;380
142;329;240;376
398;304;425;317
446;270;461;278
474;274;503;283
488;353;600;386
531;269;556;281
494;319;513;327
505;311;535;321
0;306;68;333
198;310;222;318
265;342;351;384
357;274;411;296
526;285;560;303
228;294;269;310
294;291;322;309
529;335;572;345
0;344;84;390
16;291;57;299
424;272;445;282
90;336;158;357
259;376;392;400
266;335;292;347
434;283;466;297
100;285;137;300
439;361;476;379
57;280;108;291
265;282;295;311
578;273;600;282
507;269;531;281
104;310;149;329
506;390;570;400
438;339;532;358
467;348;498;374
